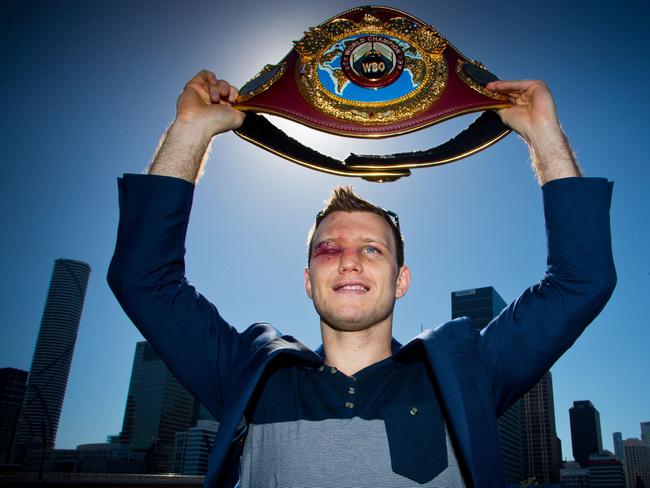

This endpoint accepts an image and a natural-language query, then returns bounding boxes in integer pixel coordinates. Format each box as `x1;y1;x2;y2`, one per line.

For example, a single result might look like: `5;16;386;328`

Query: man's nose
338;248;362;273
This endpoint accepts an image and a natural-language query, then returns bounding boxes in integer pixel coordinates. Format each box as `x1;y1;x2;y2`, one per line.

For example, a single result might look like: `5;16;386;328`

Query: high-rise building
613;432;625;461
623;438;650;488
452;286;523;483
641;422;650;447
172;419;219;475
520;371;561;483
76;442;144;473
193;400;216;424
13;259;91;462
560;461;591;488
570;400;603;467
0;368;29;463
555;435;563;468
589;453;626;488
451;286;507;330
497;401;523;483
120;341;195;473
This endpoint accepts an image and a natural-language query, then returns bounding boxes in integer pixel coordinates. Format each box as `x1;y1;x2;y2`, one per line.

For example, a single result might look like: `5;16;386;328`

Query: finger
190;70;210;86
226;108;247;130
185;72;213;92
206;73;218;85
217;80;231;98
486;79;534;93
228;85;239;103
196;69;217;84
209;84;222;103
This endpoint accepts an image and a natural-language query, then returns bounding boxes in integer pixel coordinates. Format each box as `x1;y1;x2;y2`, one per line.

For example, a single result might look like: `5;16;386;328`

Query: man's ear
304;266;313;299
395;265;411;299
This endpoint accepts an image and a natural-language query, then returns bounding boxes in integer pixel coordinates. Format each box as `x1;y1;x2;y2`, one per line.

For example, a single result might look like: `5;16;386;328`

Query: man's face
304;211;410;332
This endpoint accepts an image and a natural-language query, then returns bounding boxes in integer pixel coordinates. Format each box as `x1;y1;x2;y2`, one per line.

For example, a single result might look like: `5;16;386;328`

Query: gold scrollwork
387;18;446;56
295;12;448;125
456;60;509;101
294;19;356;61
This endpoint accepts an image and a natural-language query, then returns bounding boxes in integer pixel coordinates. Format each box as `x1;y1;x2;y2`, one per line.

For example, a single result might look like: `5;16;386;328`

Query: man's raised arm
107;71;246;420
478;80;616;414
149;70;245;182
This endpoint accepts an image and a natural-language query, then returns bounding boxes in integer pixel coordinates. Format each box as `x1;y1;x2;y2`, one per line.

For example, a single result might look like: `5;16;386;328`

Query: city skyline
1;0;648;460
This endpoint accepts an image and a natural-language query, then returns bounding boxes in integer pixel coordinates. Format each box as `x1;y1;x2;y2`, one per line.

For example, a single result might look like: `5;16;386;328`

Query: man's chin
322;321;372;333
319;312;391;333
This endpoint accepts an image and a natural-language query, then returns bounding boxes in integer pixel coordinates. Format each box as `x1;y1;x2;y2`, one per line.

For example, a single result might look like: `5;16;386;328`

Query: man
108;70;616;486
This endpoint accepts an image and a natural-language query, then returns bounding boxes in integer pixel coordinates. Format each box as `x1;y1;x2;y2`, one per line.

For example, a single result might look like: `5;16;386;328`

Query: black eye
313;242;341;258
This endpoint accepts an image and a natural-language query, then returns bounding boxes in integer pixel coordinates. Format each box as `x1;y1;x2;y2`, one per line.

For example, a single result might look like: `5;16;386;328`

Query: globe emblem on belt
341;35;405;88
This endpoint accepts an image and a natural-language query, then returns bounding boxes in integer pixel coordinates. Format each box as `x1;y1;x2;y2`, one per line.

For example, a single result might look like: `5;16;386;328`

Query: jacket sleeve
107;173;241;421
478;177;616;416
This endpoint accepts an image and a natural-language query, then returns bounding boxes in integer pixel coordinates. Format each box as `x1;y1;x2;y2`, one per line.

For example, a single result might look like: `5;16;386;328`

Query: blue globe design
318;35;421;103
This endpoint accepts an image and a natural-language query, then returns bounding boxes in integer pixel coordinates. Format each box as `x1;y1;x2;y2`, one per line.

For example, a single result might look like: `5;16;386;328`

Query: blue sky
1;0;648;459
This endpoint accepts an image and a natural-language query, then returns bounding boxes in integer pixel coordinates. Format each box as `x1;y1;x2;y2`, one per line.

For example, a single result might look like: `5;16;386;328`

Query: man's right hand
175;70;245;136
147;70;245;183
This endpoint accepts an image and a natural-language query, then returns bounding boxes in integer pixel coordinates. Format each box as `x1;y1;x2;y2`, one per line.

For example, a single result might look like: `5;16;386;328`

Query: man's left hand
486;79;561;145
486;79;582;184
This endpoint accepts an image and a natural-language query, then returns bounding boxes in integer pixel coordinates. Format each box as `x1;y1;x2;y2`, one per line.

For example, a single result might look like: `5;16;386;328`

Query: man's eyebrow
360;237;390;247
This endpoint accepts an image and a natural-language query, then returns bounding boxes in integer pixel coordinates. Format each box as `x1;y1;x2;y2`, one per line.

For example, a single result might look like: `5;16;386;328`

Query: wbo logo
341;35;405;88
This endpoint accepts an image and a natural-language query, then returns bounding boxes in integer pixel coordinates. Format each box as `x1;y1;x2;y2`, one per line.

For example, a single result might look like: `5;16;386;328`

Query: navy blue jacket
108;174;616;487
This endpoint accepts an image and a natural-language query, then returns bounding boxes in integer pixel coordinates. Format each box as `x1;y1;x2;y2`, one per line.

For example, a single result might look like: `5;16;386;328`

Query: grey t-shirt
239;350;467;487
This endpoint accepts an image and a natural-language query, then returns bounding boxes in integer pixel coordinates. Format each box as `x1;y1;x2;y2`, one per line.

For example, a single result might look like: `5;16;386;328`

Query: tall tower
641;422;650;447
623;439;650;488
0;368;29;463
569;400;603;467
613;432;625;460
451;286;523;483
120;341;196;473
520;371;561;483
13;259;91;462
451;286;507;330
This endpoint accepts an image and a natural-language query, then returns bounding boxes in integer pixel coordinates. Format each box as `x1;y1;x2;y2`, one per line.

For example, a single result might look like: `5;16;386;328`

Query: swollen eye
312;242;341;258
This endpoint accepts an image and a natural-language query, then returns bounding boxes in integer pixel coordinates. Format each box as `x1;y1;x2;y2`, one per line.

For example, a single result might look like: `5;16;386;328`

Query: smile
334;283;370;292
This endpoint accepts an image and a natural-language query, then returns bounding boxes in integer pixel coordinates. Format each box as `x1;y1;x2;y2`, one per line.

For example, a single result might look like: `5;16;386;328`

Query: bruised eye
312;242;341;258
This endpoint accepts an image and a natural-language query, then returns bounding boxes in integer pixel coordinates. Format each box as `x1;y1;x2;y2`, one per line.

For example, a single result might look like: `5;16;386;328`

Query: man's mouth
334;282;370;292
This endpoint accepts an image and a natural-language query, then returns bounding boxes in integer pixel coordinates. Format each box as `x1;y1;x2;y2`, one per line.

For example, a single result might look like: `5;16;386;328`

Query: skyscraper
560;461;590;488
172;419;219;475
452;286;523;483
520;371;561;483
120;341;196;473
589;453;626;488
13;259;91;462
613;431;625;460
0;368;28;463
569;400;603;467
451;286;507;330
623;438;650;488
641;422;650;447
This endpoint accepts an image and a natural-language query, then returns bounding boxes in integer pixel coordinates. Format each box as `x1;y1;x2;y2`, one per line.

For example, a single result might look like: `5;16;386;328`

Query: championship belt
234;6;511;182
